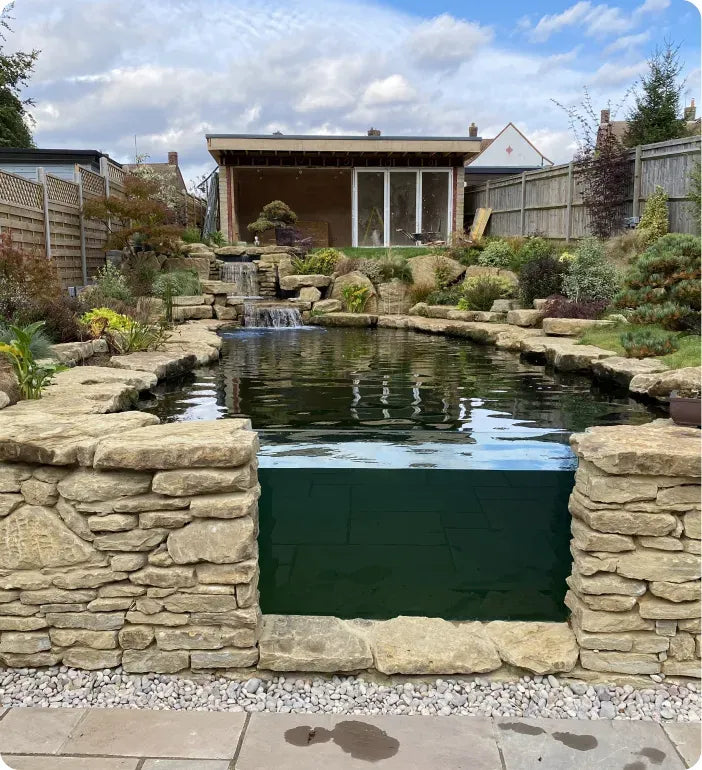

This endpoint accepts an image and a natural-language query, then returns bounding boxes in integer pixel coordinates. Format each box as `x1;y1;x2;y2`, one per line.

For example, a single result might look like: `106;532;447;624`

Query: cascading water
221;262;259;297
244;303;302;328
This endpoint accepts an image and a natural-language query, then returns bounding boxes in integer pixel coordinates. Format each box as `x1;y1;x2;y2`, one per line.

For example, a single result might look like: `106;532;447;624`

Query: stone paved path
0;706;698;769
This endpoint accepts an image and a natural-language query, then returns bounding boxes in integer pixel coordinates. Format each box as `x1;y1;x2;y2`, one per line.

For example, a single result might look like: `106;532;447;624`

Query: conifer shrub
637;186;669;245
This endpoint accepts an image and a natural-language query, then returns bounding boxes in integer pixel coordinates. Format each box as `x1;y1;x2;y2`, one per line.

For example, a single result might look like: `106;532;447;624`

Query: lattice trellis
107;163;126;185
0;169;43;209
46;174;80;207
80;167;107;197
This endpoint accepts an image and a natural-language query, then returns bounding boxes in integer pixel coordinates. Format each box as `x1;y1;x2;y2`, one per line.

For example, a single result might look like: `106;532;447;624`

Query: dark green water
139;327;662;621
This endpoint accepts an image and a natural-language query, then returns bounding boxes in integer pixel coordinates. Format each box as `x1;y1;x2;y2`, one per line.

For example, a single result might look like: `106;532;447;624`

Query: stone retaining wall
566;421;701;679
0;418;262;673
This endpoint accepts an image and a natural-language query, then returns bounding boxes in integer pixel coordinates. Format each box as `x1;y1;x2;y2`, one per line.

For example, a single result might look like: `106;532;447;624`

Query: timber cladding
0;165;125;290
465;135;700;240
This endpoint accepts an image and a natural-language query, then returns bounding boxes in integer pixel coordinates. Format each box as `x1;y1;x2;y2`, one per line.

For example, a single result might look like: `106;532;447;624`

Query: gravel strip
0;668;699;722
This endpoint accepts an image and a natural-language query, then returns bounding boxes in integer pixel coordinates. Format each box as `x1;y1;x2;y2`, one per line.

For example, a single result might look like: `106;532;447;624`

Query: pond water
139;327;663;620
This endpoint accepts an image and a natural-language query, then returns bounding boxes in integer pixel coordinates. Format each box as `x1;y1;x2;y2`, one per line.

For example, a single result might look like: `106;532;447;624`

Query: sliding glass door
353;169;452;247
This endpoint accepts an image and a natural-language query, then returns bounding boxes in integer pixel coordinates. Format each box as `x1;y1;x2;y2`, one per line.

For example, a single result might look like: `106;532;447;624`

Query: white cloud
407;14;493;70
592;60;647;87
604;31;651;54
362;75;417;106
528;2;593;42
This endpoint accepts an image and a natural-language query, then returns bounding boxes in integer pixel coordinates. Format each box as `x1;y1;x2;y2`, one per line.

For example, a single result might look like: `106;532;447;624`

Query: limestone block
0;632;50;654
110;554;147;572
580;650;660;675
93;529;168;552
152;467;256;497
567;572;645;597
312;299;342;314
99;583;145;598
682;538;701;554
575;465;657;504
167;517;255;565
196;560;258;585
46;612;125;630
54;569;127;590
570;421;701;478
683;510;701;539
87;598;133;612
188;606;259;628
542;318;612;336
20;478;58;506
0;617;48;631
134;597;163;614
19;588;96;605
506;309;543;328
649;581;701;602
662;659;701;677
637;536;683;551
638;594;700;620
311;312;377;327
0;601;39;617
485;621;577;674
113;494;191;513
41;603;86;613
0;494;23;517
148;549;174;567
0;506;98;570
298;286;322;303
669;633;696;661
162;594;238;613
125;610;187;626
565;592;654;632
122;648;189;674
571;518;634;553
591;356;668;387
615;550;701;583
130;567;196;589
550;344;617;373
236;580;258;609
155;626;255;651
0;464;32;493
570;500;676;536
55;498;93;541
191;647;258;669
58;468;152;503
580;594;638;611
571;548;619;575
0;590;18;603
278;274;332;291
51;630;119;652
118;625;154;650
189;489;259;519
363;616;501;676
629;366;701;403
0;572;52;590
87;514;138;532
140;510;192;529
656;620;678;636
62;647;122;670
213;305;237;321
630;634;671;653
93;420;257;470
1;652;61;667
575;631;633;652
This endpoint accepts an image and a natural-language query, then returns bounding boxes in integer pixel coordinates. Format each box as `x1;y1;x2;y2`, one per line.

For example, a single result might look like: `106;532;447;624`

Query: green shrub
376;252;413;283
205;231;227;247
426;287;463;306
181;227;202;244
562;237;619;303
637;186;669;245
108;319;171;354
621;328;679;358
293;248;342;276
477;240;514;268
518;255;568;306
92;262;134;304
152;270;201;298
459;275;514;311
80;307;133;335
341;284;371;313
0;321;64;399
457;247;483;266
513;236;555;271
357;259;383;284
616;233;701;331
409;281;434;305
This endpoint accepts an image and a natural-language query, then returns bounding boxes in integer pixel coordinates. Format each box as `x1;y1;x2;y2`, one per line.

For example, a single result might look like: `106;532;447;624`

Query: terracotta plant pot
670;391;702;428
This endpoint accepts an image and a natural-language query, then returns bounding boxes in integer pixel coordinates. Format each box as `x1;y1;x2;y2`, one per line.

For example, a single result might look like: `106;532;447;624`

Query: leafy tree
624;41;687;147
0;3;39;147
636;185;669;244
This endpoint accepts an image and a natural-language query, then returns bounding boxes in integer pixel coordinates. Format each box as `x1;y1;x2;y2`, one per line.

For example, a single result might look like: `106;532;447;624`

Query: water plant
341;284;371;313
0;321;64;399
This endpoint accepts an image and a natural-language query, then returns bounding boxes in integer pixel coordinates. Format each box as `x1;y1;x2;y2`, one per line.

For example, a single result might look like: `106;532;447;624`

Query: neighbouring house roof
0;147;122;165
0;147;122;182
122;161;187;193
206;133;482;166
465;123;553;168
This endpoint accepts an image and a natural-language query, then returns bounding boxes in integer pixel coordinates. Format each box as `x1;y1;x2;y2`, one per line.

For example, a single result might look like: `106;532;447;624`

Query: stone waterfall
221;262;259;297
243;304;302;328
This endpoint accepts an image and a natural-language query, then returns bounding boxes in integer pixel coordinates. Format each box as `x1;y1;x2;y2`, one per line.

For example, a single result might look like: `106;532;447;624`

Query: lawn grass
579;323;701;369
335;247;443;259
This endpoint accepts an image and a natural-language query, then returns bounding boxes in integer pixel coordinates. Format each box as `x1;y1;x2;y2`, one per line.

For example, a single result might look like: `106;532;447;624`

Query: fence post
632;145;642;219
520;172;526;235
485;180;490;211
36;167;52;259
565;162;574;242
99;156;111;197
75;166;88;285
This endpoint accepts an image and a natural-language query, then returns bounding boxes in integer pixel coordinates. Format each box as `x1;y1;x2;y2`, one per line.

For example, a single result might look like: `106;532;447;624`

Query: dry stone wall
566;420;701;679
0;420;262;673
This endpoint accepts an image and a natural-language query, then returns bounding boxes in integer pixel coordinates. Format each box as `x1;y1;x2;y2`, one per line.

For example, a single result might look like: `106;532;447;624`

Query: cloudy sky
8;0;701;183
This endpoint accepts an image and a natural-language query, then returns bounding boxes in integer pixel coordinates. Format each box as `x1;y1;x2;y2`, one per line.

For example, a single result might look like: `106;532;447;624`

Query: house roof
206;133;482;166
465;123;553;167
0;147;122;166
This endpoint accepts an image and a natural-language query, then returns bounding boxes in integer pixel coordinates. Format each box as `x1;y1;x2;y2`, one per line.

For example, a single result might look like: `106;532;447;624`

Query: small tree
0;3;40;147
82;173;184;260
247;200;297;240
637;185;669;244
624;41;687;148
562;238;619;303
687;160;701;234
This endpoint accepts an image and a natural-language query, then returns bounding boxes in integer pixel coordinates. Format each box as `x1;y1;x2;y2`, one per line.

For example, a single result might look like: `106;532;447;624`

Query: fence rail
465;135;700;240
0;163;125;289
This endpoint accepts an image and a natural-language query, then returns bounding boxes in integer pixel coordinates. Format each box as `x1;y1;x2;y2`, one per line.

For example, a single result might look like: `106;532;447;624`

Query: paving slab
141;762;231;770
495;717;685;770
236;713;502;769
0;708;87;754
60;709;247;760
4;756;138;769
663;723;702;768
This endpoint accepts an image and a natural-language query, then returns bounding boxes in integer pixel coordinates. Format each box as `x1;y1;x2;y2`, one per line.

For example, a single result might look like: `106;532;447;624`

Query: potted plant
247;200;298;246
670;387;701;428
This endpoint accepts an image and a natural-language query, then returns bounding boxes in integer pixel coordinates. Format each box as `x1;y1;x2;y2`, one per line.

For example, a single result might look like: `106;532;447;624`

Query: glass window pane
357;172;385;247
421;171;449;241
390;172;417;246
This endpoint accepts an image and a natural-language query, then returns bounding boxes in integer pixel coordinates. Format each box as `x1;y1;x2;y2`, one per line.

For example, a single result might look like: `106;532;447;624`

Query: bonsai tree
247;200;298;244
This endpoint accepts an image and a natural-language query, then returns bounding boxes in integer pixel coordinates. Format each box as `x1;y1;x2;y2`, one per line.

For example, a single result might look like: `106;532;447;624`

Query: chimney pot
600;108;611;124
684;99;696;121
468;122;478;138
168;151;178;165
367;127;381;136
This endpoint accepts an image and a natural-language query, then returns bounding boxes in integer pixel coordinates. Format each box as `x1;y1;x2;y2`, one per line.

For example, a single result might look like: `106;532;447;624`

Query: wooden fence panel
465;135;700;240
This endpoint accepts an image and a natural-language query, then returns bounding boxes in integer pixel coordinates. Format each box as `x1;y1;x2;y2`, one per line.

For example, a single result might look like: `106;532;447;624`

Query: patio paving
0;706;698;769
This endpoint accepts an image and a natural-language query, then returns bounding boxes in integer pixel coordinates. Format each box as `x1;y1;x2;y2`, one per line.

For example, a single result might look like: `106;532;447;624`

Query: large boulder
313;299;342;314
377;281;412;315
629;366;701;402
407;255;465;288
485;621;578;675
0;358;20;406
163;257;210;279
330;271;378;313
506;309;544;328
591;356;669;388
